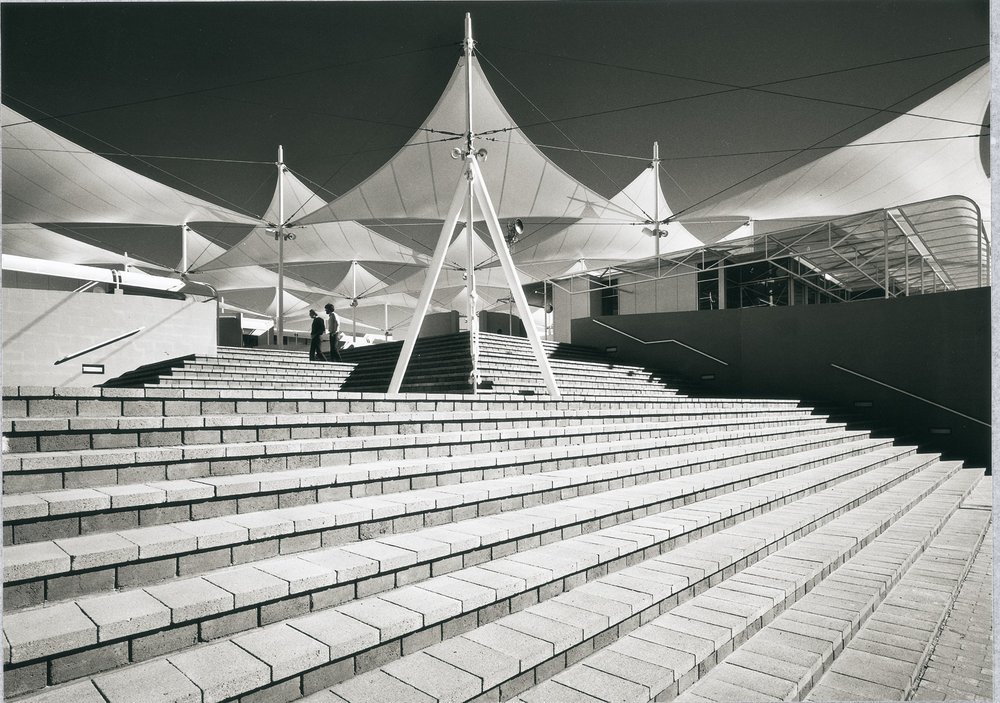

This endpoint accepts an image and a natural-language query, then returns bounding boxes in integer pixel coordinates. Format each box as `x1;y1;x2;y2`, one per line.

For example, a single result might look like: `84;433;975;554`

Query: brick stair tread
2;449;942;681
3;403;818;454
4;428;881;559
3;424;873;583
518;462;969;703
302;459;970;703
3;400;812;437
5;422;861;509
678;474;990;703
1;412;839;475
802;501;990;702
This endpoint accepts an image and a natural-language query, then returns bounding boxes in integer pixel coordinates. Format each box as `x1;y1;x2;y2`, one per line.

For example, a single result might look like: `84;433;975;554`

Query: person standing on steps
325;303;343;362
308;309;326;361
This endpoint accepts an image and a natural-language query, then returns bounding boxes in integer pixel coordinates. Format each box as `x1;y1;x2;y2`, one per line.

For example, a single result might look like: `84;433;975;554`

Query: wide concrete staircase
2;334;990;703
104;332;690;396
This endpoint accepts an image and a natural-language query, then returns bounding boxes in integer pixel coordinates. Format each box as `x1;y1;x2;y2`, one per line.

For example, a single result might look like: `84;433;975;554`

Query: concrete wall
3;288;217;387
480;311;525;337
421;311;460;338
572;289;990;466
551;271;698;343
615;271;699;316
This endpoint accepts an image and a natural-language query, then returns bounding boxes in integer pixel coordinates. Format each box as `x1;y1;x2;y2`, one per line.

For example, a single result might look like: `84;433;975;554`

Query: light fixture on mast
505;218;524;246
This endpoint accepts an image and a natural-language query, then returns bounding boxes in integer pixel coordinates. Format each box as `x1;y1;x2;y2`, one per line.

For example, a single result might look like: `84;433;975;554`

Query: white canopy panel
294;56;635;225
196;171;429;271
1;105;261;226
511;165;703;265
687;64;990;226
2;223;169;271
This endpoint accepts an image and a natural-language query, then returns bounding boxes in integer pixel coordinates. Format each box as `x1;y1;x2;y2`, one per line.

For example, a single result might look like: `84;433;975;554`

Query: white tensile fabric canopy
195;170;429;271
3;51;989;328
1;105;260;227
510;164;703;266
293;55;638;225
2;223;170;272
179;229;334;298
685;64;990;229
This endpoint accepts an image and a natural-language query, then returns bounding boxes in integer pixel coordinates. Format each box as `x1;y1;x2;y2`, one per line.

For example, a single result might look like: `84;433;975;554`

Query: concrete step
141;455;966;703
496;464;981;703
802;489;991;702
10;385;801;419
4;422;868;556
2;413;843;495
674;474;991;703
3;426;879;605
2;448;949;700
4;402;816;455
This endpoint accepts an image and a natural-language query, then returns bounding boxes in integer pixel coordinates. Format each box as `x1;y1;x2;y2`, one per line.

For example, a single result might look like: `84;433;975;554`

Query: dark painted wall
572;289;990;467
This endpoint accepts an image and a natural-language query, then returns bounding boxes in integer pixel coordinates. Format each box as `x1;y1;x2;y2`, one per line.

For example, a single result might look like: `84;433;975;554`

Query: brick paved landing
910;511;993;702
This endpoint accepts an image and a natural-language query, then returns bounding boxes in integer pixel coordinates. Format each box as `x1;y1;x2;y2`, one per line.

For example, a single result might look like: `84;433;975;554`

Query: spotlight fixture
505;218;524;246
475;147;488;161
350;298;359;308
451;147;463;160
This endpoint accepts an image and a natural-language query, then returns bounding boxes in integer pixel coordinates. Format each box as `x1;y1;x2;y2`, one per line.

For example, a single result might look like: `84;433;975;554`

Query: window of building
600;278;619;316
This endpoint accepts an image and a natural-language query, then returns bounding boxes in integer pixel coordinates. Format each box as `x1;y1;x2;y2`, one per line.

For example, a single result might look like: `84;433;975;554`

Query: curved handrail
590;319;729;366
54;327;145;365
830;363;990;428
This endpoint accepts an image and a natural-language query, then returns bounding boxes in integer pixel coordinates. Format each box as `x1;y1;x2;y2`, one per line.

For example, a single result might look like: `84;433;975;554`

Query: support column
653;141;661;277
882;209;889;298
351;260;358;346
463;11;481;392
717;263;726;310
543;279;549;340
180;224;189;274
276;145;286;346
904;235;910;296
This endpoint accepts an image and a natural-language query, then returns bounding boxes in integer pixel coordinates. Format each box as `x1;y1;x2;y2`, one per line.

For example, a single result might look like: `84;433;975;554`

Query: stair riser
4;394;802;420
165;460;959;703
3;418;842;494
5;430;873;610
5;407;820;454
520;465;974;703
4;426;872;546
1;448;930;695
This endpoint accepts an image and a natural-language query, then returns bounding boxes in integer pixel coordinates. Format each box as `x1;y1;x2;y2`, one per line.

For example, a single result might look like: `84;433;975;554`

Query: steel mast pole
276;145;286;346
653;141;660;277
464;12;481;392
352;260;358;345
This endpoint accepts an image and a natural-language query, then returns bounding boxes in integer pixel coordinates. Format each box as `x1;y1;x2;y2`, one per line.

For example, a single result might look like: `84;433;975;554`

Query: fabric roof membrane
293;56;636;225
687;64;990;229
1;104;260;226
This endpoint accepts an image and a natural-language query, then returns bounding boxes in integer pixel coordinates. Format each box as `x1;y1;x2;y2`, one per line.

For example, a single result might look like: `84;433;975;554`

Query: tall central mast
277;145;285;346
464;12;481;391
653;141;661;276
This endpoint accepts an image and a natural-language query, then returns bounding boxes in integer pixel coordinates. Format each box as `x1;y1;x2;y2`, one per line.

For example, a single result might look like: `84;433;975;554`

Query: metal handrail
54;327;145;365
830;363;990;428
591;319;729;365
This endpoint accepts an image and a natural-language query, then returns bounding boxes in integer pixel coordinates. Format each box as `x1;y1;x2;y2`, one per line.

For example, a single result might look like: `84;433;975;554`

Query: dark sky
1;1;989;260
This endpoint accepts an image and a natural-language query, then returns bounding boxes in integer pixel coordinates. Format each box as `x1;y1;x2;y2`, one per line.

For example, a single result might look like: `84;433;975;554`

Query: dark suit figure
325;303;343;362
309;310;326;361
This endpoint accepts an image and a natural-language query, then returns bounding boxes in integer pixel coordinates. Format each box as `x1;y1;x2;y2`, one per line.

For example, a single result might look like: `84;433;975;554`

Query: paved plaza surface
910;504;993;702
